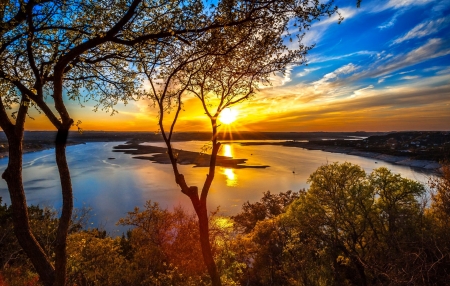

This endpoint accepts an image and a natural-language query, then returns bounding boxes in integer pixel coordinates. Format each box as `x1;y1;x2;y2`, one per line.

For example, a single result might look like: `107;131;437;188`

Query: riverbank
240;141;442;172
0;142;84;159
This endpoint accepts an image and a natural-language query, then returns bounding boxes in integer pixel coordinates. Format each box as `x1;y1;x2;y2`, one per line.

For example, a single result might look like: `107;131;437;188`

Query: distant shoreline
240;141;442;173
0;131;444;174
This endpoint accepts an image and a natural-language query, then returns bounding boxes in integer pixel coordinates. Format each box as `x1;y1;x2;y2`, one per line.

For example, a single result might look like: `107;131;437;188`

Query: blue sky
239;0;450;131
28;0;450;131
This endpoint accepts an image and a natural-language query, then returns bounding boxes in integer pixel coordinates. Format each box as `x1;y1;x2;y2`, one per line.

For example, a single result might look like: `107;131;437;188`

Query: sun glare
219;108;238;124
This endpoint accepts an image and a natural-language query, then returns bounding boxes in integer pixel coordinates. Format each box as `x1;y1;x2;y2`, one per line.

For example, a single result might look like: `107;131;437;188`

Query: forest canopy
1;162;449;285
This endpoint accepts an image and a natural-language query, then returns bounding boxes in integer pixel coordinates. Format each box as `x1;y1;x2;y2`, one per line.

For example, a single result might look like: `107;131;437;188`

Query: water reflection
221;168;238;187
0;141;432;234
222;144;233;157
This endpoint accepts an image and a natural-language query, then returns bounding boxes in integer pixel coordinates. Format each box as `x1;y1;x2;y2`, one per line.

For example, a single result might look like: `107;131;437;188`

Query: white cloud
392;18;448;45
401;75;419;80
355;38;450;80
380;0;433;10
266;64;294;88
309;50;375;64
436;67;450;75
378;12;400;30
301;7;358;47
378;75;393;83
351;85;374;98
313;63;358;88
296;67;321;77
335;63;358;74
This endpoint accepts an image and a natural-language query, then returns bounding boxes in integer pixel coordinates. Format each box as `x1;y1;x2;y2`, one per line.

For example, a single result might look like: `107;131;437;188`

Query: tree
430;163;450;222
1;0;345;284
137;1;340;282
282;163;431;285
232;190;300;234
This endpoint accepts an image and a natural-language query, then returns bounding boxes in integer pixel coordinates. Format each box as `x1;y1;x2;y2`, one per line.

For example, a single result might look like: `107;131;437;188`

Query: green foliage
430;163;450;221
0;201;92;285
66;229;128;286
117;201;210;285
0;199;58;270
3;162;450;285
232;163;449;285
232;190;300;233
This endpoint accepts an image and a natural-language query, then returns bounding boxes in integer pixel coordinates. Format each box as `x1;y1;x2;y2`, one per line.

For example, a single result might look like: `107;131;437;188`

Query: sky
25;0;450;132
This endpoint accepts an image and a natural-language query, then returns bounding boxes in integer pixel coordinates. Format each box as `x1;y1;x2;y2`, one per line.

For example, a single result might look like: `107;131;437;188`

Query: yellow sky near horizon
21;77;450;132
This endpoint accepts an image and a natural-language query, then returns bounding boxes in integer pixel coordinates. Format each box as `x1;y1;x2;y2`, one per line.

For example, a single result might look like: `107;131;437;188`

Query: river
0;141;431;234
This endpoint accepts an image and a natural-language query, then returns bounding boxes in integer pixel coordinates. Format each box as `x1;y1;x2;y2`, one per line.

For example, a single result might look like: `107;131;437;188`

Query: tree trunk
2;135;55;286
191;198;221;286
53;126;73;286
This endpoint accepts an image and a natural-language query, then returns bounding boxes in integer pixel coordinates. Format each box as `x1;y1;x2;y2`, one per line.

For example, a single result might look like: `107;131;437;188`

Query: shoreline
0;138;442;174
240;141;442;173
0;142;84;159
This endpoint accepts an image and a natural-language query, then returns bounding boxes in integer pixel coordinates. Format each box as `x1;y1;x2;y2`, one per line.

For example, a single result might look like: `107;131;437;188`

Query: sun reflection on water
222;144;233;157
221;167;238;187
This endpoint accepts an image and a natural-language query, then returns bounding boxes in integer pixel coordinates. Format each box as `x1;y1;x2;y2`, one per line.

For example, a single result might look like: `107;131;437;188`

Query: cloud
378;12;400;30
401;75;419;80
392;18;449;45
309;50;376;64
353;38;450;80
378;75;393;84
398;70;415;74
350;85;374;98
436;67;450;75
378;0;433;11
314;63;358;87
300;7;358;47
266;65;294;87
296;67;321;77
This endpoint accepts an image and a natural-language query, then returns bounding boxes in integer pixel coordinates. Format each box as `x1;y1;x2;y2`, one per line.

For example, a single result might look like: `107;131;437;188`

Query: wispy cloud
313;63;358;88
378;12;400;29
350;85;374;98
392;18;449;45
266;64;294;87
401;75;419;80
296;67;321;77
377;0;434;11
354;38;450;80
308;50;375;64
301;7;358;47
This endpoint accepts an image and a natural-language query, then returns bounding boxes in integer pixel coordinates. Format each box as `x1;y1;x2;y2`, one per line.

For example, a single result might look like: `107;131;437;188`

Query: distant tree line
1;162;449;285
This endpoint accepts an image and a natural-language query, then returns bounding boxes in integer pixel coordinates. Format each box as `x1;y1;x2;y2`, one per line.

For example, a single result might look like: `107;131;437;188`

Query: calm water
0;141;430;233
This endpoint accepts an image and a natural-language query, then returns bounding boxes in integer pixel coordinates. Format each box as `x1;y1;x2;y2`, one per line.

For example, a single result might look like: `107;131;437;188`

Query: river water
0;141;431;233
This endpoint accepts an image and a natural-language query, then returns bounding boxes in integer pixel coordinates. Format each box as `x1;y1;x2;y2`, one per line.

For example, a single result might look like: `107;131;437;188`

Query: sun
219;108;238;124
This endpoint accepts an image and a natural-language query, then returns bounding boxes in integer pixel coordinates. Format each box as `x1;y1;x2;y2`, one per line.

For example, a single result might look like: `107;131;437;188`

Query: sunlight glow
221;167;238;187
219;108;238;124
223;144;233;158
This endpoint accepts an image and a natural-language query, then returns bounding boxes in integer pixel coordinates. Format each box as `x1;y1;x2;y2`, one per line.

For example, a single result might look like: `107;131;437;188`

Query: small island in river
113;142;269;169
